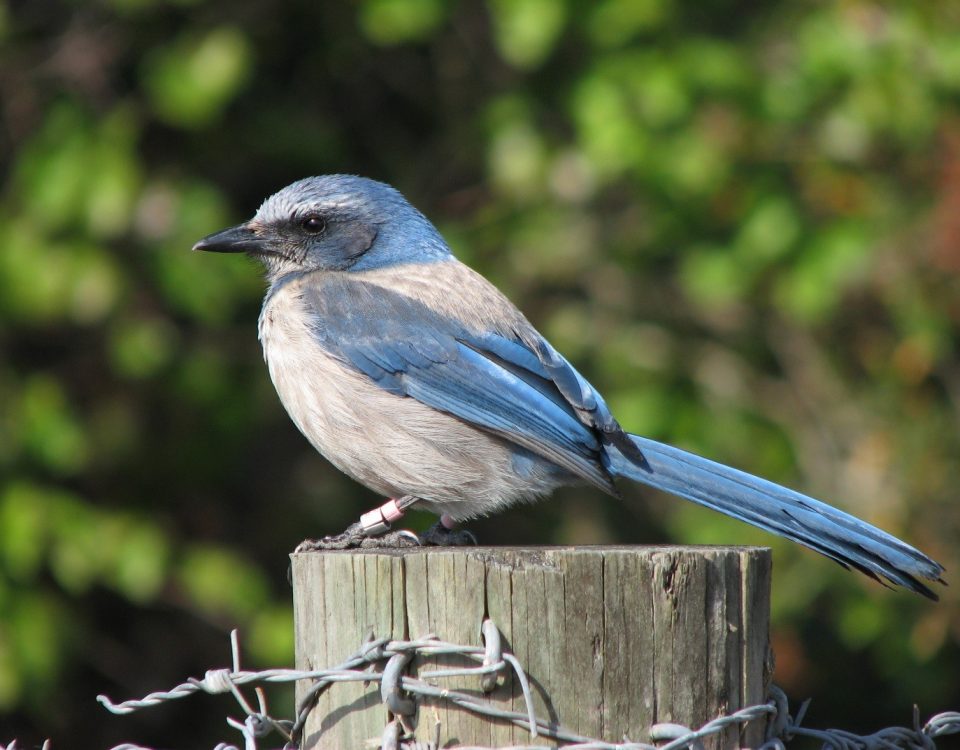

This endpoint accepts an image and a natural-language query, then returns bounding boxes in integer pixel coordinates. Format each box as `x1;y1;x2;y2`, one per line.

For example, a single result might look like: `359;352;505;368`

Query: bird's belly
258;294;567;518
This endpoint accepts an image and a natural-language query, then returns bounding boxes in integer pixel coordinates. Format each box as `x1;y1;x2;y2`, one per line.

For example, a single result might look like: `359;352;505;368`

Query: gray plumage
194;174;945;598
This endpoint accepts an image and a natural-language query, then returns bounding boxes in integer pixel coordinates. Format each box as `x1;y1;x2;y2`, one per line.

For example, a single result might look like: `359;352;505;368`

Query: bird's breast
258;280;367;449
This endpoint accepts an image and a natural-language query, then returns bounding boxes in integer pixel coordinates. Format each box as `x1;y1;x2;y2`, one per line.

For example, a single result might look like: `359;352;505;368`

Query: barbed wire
95;622;960;750
11;623;959;750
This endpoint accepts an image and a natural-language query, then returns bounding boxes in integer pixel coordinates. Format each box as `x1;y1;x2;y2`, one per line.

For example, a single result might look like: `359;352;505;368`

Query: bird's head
192;175;452;280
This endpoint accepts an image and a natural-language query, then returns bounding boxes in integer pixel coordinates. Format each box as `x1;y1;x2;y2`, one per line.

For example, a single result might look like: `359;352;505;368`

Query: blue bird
194;175;945;598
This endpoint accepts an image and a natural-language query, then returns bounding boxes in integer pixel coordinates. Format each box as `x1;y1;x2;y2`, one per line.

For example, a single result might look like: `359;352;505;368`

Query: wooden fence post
291;545;772;749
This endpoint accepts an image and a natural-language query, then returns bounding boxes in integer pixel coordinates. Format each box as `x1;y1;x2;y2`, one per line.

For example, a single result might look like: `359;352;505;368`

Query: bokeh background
2;1;960;746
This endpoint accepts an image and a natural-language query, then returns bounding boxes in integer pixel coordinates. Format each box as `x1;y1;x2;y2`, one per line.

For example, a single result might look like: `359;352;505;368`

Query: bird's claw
419;521;478;547
295;522;365;551
374;529;421;548
295;523;421;551
295;503;477;551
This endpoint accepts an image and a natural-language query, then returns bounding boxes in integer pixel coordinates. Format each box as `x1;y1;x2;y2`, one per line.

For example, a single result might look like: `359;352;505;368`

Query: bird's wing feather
300;275;617;493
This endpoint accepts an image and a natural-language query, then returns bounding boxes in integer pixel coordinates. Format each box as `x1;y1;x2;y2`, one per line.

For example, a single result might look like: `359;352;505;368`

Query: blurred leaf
359;0;446;45
109;316;179;379
86;107;143;237
734;197;801;264
653;128;728;198
48;493;114;593
142;26;252;128
0;618;20;710
67;248;123;324
632;57;690;127
249;606;295;665
679;39;750;93
487;116;547;197
109;521;171;602
489;0;567;69
177;546;270;619
0;483;48;581
13;102;92;231
20;376;89;474
0;218;123;325
571;73;649;176
588;0;667;48
7;593;66;706
606;385;672;437
773;222;872;323
838;596;885;649
679;244;748;308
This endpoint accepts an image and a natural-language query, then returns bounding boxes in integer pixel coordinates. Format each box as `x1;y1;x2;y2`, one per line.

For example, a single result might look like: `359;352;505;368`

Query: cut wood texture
291;545;773;749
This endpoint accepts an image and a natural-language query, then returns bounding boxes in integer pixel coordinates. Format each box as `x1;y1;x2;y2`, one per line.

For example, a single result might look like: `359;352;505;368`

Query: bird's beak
192;223;266;254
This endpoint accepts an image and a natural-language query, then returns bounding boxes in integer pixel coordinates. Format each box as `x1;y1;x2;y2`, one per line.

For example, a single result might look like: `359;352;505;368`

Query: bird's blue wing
300;276;618;493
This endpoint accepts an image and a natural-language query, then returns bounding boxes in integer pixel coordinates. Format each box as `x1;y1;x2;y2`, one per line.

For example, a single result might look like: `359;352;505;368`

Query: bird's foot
419;514;478;547
293;499;475;551
295;496;422;551
296;522;420;551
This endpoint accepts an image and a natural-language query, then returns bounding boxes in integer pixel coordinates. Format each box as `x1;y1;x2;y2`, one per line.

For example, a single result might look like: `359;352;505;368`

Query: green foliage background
2;0;959;746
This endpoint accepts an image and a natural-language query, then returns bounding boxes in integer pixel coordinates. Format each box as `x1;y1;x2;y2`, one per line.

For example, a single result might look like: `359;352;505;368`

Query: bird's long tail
604;434;945;599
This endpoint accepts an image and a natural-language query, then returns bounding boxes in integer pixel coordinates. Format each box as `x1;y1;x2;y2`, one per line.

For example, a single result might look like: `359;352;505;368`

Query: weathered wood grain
292;546;771;749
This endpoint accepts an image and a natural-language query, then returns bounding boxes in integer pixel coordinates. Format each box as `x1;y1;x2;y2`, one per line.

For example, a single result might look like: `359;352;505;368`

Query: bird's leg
419;513;478;547
295;496;421;551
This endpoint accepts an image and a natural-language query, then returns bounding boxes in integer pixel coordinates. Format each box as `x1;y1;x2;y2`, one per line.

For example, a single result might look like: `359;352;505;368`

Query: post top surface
290;543;772;560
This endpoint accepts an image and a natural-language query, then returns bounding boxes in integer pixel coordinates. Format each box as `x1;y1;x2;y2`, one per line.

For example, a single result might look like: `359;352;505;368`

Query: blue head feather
242;175;452;280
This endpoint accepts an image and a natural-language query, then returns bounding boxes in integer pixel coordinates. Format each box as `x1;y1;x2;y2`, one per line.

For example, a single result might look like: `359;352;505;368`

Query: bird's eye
300;215;326;234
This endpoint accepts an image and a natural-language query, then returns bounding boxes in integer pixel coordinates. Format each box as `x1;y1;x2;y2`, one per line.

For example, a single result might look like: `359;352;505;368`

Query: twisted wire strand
82;625;960;750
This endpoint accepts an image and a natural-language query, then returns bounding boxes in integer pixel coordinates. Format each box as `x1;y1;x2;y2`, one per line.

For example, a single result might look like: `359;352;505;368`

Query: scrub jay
194;174;944;598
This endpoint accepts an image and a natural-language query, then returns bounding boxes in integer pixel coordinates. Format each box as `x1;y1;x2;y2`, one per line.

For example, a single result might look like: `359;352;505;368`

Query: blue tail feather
605;434;945;600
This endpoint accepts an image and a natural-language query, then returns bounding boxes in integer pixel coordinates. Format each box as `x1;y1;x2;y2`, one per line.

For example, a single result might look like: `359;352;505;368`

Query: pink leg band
381;498;405;523
359;498;407;536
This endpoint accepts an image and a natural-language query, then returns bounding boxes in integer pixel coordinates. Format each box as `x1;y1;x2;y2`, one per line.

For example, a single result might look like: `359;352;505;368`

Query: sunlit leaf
359;0;446;45
489;0;567;69
141;26;252;127
177;546;270;619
